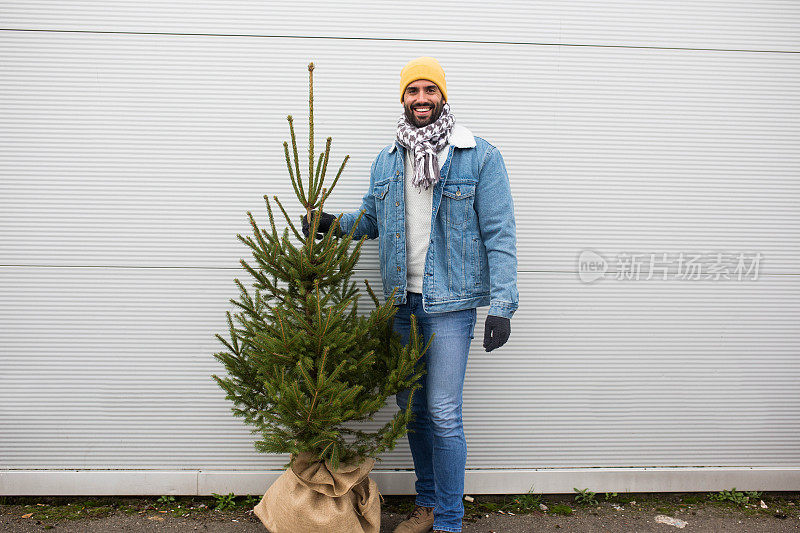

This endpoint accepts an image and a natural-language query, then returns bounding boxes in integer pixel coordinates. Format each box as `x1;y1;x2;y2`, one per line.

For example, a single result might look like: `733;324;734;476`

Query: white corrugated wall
2;1;800;495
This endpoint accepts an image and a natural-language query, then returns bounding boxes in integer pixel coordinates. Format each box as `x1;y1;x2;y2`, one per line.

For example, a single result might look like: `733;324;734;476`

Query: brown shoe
392;504;435;533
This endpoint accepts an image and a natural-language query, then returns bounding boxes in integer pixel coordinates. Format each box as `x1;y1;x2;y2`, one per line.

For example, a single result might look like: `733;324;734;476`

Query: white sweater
404;144;450;293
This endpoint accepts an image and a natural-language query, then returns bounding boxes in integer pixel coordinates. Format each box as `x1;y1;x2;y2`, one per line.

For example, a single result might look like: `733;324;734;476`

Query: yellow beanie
399;57;448;102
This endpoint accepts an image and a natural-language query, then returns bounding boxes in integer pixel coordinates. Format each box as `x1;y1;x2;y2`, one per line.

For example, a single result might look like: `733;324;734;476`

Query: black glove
483;315;511;352
301;210;340;239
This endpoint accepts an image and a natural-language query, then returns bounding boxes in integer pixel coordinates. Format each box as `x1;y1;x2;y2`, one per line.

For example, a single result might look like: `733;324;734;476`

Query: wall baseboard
2;468;799;496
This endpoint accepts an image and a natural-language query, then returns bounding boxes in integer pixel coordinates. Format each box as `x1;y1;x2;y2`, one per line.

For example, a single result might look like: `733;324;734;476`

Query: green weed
550;503;573;516
211;492;237;511
708;488;763;506
573;487;599;506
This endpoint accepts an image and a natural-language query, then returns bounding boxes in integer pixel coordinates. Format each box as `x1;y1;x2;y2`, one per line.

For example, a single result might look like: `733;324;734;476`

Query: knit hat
399;57;448;102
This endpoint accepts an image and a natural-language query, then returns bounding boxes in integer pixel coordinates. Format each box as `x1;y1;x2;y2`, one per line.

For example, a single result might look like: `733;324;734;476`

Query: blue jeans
393;292;478;533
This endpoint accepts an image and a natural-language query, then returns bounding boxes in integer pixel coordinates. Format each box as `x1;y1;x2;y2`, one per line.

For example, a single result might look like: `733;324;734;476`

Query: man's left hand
483;315;511;352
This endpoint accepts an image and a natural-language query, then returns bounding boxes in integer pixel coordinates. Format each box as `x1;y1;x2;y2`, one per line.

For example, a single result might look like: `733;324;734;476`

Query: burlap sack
253;451;381;533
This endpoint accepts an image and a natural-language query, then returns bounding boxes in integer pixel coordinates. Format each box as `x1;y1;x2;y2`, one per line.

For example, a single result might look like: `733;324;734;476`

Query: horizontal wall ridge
1;28;799;54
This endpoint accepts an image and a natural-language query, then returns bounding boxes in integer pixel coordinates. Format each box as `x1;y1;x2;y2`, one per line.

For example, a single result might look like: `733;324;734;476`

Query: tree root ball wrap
253;451;381;533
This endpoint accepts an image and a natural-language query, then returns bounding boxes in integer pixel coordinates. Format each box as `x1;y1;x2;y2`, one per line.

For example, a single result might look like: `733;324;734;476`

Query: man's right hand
301;210;341;239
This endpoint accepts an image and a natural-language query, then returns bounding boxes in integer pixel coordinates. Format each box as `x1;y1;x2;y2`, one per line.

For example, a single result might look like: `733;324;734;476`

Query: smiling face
403;79;445;128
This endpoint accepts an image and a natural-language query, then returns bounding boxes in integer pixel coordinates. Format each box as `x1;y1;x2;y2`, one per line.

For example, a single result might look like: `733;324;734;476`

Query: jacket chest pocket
441;183;475;226
372;182;391;227
372;182;390;200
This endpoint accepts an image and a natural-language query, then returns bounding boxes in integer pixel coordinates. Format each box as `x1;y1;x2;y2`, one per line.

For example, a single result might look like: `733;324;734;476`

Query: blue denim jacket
338;124;519;319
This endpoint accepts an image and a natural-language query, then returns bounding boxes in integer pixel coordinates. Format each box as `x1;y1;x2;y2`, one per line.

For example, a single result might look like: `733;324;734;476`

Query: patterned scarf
396;102;456;190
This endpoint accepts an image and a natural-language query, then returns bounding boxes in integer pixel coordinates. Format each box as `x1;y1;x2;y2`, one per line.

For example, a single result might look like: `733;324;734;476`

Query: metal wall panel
1;2;799;493
2;32;798;273
2;268;798;472
2;1;799;52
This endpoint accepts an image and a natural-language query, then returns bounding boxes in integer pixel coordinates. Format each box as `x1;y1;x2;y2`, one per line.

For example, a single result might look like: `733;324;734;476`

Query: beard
404;99;445;128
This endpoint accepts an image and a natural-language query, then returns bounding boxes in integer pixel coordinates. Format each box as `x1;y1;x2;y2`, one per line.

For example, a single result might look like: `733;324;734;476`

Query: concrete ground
2;492;800;532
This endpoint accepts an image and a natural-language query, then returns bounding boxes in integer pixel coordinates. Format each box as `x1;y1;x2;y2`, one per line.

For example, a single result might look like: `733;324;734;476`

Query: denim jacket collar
388;124;476;153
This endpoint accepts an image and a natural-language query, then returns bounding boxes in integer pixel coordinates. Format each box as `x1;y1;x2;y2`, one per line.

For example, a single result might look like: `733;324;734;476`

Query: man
303;56;518;533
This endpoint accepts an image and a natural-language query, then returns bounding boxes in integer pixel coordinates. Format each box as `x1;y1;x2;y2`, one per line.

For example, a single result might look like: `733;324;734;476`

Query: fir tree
212;63;430;472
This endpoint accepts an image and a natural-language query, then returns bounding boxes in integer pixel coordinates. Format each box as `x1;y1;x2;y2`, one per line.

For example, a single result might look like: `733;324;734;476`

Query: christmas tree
212;63;430;473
